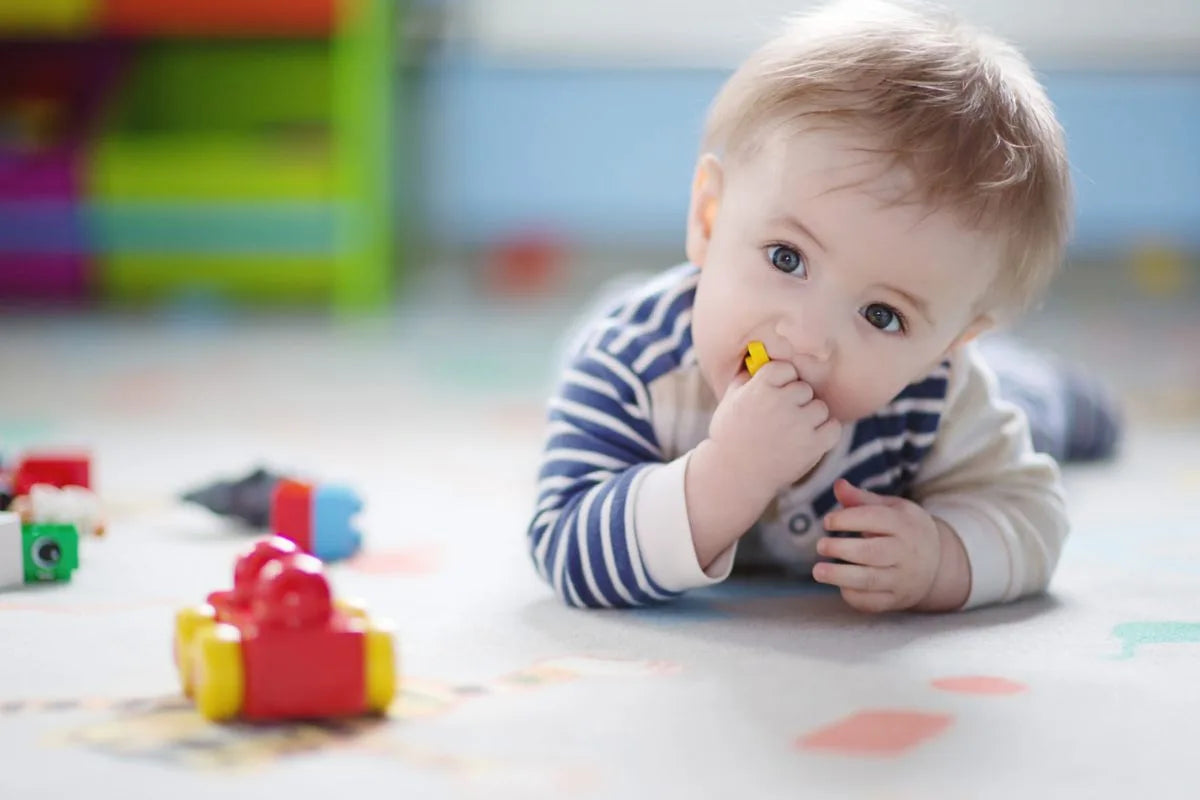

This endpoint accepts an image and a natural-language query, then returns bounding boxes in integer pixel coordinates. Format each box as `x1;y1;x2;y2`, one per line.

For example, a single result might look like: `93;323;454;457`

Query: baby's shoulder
564;263;700;381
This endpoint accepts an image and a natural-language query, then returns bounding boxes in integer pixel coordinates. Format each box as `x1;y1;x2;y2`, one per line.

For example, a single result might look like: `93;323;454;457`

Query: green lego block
21;523;79;583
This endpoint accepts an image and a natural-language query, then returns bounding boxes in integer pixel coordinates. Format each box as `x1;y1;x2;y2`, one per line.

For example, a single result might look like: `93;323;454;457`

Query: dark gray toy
181;467;283;528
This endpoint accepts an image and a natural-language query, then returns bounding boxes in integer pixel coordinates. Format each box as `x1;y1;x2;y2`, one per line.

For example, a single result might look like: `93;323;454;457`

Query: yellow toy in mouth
744;341;769;376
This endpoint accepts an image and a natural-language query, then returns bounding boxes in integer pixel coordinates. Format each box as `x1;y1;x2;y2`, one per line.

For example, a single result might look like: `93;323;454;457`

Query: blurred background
0;0;1197;487
1;5;1198;789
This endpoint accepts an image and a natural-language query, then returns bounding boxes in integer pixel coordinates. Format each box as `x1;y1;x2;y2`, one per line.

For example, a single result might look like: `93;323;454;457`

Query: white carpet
1;268;1197;799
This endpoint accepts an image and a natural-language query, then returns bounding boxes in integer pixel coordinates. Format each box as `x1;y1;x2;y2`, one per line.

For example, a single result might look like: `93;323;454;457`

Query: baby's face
690;127;1001;423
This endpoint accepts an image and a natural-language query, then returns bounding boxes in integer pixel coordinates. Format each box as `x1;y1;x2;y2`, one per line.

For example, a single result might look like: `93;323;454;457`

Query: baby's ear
685;154;723;268
947;314;995;352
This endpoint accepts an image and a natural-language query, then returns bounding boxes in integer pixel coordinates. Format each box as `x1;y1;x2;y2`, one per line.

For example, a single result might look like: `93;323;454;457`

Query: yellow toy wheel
192;624;244;722
335;598;369;619
174;605;216;697
363;624;398;714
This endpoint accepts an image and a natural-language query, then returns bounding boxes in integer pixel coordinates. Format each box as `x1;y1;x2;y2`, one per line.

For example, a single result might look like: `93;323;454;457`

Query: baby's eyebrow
772;214;830;255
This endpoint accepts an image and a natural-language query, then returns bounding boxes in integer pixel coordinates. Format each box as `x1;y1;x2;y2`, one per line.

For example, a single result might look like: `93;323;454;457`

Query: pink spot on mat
797;710;953;757
347;545;441;575
931;676;1028;695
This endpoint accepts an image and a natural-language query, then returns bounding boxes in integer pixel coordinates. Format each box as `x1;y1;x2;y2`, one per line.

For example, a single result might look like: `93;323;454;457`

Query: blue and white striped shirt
528;264;1067;610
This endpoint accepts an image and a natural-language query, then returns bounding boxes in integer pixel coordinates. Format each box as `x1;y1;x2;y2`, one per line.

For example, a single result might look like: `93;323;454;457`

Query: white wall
459;0;1200;69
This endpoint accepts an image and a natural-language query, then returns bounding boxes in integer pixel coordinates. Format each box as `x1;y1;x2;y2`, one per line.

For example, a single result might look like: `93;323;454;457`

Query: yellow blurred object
745;341;770;376
334;597;370;619
1129;243;1191;297
173;605;216;697
192;624;244;722
0;0;95;33
364;624;397;714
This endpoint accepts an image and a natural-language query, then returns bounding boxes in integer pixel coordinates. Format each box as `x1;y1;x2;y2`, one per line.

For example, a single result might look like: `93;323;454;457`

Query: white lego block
29;484;103;537
0;511;22;589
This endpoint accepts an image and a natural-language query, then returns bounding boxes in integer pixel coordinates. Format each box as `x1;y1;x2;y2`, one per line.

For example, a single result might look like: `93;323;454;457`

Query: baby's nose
776;311;834;362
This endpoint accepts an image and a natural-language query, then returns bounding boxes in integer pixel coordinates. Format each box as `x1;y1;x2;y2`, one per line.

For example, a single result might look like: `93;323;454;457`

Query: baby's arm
908;342;1069;609
529;346;732;608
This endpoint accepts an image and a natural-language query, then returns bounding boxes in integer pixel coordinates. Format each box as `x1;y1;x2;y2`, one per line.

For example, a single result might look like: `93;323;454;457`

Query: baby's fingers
839;589;900;614
781;380;815;406
822;505;904;538
816;535;899;567
723;369;751;398
750;360;800;387
812;562;895;593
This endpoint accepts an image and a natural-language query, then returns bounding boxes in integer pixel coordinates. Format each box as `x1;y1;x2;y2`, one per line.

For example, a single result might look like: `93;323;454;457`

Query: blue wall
419;56;1200;255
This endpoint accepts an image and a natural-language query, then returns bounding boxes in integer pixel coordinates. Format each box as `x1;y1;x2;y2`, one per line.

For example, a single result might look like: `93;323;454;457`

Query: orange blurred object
485;233;568;297
101;0;338;36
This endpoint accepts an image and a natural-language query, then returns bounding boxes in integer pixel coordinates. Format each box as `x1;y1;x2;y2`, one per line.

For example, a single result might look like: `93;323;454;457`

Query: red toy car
173;536;397;722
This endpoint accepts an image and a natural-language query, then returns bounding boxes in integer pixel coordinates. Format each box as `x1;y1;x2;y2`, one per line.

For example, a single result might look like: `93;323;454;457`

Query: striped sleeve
909;343;1069;609
527;345;684;608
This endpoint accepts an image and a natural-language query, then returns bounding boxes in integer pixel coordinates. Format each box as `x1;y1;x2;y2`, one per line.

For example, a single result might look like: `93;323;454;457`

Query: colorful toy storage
0;0;399;310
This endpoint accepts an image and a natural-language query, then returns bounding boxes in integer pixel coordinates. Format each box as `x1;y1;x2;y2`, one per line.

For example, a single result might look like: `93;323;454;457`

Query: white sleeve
910;342;1069;609
633;453;737;592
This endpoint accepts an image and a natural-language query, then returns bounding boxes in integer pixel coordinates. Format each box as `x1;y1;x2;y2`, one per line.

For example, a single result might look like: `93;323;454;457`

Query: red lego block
243;627;365;719
13;451;90;496
270;478;313;553
177;536;396;722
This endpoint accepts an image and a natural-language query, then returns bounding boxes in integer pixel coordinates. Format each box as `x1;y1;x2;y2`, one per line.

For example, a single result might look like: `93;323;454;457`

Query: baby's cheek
824;384;878;424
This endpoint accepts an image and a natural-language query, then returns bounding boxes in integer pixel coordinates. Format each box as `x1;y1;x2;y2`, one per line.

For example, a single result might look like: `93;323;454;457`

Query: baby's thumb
724;371;750;399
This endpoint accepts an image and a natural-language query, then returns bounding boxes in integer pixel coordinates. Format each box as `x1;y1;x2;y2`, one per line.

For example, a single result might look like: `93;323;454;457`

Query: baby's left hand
813;479;940;613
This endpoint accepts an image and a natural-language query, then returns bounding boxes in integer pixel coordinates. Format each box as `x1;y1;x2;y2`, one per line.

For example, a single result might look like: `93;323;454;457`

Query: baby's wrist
699;436;779;509
686;439;776;567
913;518;971;612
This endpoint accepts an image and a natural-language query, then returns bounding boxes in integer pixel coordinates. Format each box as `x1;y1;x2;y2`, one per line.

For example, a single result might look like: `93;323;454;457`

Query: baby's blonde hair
703;0;1072;316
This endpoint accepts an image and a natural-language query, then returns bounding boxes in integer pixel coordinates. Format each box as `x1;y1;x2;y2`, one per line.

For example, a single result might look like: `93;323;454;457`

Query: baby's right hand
708;360;843;495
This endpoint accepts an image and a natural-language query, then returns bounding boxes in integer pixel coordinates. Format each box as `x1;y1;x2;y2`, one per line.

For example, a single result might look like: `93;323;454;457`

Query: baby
528;0;1114;613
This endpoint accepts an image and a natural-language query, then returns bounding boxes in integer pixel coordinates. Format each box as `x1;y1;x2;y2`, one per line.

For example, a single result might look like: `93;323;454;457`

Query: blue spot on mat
1111;621;1200;659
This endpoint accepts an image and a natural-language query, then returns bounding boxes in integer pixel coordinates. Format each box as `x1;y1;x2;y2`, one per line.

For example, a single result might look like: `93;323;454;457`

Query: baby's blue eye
767;245;806;276
863;303;904;333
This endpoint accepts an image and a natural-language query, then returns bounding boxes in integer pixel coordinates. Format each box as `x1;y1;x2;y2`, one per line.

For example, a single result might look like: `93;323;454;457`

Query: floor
0;254;1198;799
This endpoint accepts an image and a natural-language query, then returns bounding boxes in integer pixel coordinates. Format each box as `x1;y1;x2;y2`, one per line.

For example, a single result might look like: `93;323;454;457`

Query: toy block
312;484;362;562
0;512;23;590
13;451;90;496
745;341;769;376
18;484;105;537
173;536;396;722
22;522;79;583
270;478;314;553
2;513;79;588
270;478;362;562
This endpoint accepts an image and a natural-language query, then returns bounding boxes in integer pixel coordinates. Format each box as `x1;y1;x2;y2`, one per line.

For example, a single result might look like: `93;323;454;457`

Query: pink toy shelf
0;40;125;299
